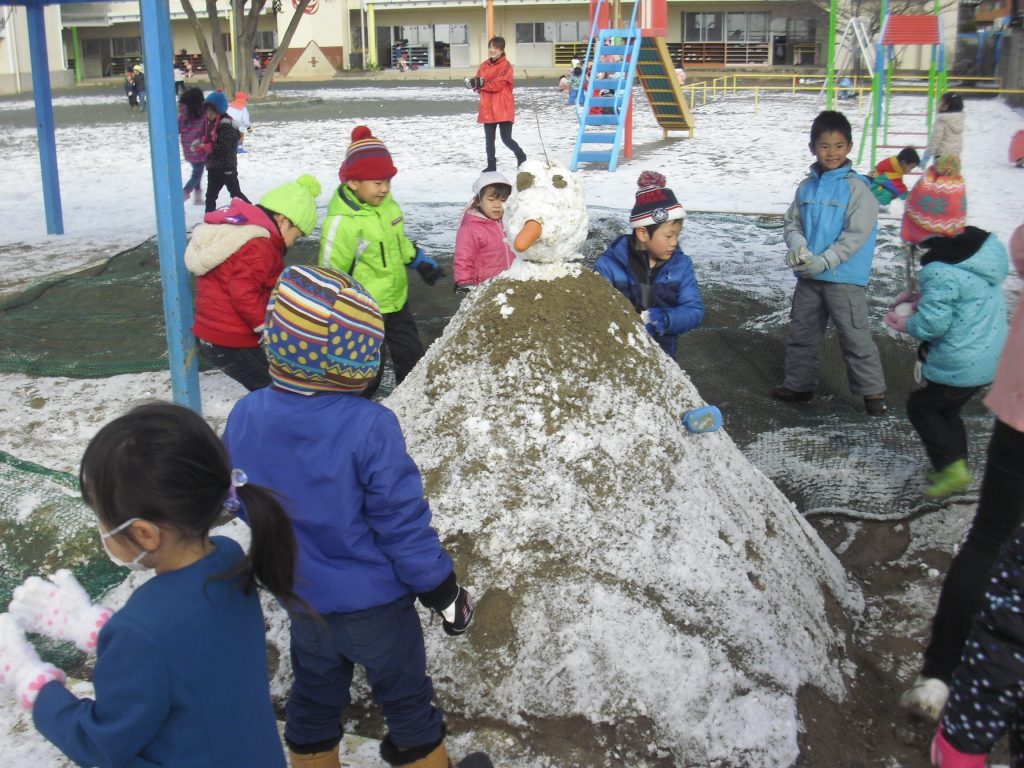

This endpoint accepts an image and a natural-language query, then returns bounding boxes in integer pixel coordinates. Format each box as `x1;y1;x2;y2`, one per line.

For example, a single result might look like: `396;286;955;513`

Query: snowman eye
516;172;535;192
552;175;567;189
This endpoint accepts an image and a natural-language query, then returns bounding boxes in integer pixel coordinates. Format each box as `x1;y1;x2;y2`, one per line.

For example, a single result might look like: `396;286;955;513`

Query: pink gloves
0;614;66;710
10;569;114;655
884;311;910;333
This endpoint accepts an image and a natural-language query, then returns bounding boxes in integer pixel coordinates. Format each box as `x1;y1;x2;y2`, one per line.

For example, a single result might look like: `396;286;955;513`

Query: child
131;64;146;112
178;86;206;204
900;222;1022;724
227;91;252;154
868;146;920;206
122;70;137;112
319;125;443;397
472;36;527;172
922;92;964;169
223;264;473;768
199;91;248;212
594;171;703;359
453;170;515;290
773;110;887;415
0;401;302;767
884;221;1007;498
187;174;321;391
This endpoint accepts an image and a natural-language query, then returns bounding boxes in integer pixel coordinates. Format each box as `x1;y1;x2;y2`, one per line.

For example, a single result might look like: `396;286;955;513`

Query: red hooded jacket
476;53;516;124
187;199;285;348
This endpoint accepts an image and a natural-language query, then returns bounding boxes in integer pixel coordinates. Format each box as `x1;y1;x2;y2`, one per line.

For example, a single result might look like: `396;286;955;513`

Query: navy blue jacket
223;387;453;614
34;538;285;767
594;234;703;357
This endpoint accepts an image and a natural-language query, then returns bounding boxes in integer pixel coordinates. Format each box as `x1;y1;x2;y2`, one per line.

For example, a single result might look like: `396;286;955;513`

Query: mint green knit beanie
259;174;322;236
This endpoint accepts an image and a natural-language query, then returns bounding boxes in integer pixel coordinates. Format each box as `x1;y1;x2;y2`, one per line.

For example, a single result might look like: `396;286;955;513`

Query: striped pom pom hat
901;157;967;244
339;125;398;182
630;170;685;229
264;266;385;395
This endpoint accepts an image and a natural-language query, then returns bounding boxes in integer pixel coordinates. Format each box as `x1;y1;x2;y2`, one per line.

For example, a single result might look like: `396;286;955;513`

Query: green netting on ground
0;450;122;670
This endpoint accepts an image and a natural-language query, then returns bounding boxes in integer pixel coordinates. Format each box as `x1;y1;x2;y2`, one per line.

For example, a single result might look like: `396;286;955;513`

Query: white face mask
99;517;156;571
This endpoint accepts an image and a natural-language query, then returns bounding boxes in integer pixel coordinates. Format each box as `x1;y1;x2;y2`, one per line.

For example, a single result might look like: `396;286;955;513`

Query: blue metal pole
139;0;202;412
25;0;63;235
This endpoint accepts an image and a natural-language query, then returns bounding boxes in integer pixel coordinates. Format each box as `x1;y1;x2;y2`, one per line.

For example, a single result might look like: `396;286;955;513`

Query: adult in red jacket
473;36;527;172
185;175;321;390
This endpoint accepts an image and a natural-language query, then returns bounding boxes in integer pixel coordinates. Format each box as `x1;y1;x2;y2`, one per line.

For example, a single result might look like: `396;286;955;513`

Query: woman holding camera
470;36;527;173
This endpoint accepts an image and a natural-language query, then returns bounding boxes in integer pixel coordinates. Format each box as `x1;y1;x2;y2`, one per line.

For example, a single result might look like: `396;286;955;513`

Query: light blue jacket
784;162;879;287
907;229;1008;387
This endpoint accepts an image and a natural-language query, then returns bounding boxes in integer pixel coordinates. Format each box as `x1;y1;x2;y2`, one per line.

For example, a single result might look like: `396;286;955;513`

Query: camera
464;76;484;90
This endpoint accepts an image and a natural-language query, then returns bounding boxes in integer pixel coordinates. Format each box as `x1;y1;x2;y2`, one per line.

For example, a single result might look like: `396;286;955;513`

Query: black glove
418;572;474;636
416;260;445;286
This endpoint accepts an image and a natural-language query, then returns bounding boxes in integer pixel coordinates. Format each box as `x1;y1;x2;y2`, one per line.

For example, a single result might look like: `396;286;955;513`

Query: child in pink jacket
903;221;1024;726
453;171;516;291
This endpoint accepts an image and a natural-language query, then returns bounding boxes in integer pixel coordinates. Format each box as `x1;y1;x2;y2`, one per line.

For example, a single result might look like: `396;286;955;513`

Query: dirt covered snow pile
387;263;864;767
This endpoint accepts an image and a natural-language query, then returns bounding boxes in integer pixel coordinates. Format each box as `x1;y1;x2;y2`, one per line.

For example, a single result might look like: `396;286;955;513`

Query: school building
0;0;959;93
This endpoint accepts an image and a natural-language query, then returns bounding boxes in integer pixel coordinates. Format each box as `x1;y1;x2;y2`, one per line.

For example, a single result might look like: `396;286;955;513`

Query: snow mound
386;268;863;766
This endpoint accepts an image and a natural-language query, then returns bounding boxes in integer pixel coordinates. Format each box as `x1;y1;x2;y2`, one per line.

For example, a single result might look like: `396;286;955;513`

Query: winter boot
288;744;340;768
925;459;972;499
771;385;813;403
899;674;949;720
381;734;451;768
193;189;203;205
182;187;191;202
863;394;887;416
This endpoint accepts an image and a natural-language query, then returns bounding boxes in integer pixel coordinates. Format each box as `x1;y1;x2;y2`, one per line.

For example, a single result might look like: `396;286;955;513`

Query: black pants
205;169;248;212
483;121;526;172
197;340;271;391
906;381;982;471
922;419;1024;682
363;303;425;398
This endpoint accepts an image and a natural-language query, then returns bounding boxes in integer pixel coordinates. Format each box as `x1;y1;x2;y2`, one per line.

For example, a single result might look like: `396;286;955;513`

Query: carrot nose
513;219;542;253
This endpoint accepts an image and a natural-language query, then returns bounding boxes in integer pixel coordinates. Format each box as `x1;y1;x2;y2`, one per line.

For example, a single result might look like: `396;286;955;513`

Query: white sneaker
900;675;949;720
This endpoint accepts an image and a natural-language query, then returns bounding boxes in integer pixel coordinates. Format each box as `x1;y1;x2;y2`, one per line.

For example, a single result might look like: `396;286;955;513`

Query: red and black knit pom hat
630;171;686;228
338;125;398;183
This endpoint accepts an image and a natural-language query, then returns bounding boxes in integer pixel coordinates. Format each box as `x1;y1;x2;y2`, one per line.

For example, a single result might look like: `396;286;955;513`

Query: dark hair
180;87;205;119
941;92;964;112
810;110;853;144
79;402;303;608
897;147;921;166
489;36;506;52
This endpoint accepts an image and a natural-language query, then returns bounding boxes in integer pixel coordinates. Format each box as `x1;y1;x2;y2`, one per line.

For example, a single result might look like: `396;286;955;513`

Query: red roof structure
881;14;941;45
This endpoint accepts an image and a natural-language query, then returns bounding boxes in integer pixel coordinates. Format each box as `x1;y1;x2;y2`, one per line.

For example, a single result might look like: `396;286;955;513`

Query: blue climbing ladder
570;24;643;172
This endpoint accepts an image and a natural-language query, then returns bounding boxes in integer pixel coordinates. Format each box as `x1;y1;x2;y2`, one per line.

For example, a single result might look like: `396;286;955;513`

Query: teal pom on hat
259;174;322;236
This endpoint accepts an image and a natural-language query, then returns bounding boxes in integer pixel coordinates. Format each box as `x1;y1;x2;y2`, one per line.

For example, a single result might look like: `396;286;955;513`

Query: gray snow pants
782;279;885;396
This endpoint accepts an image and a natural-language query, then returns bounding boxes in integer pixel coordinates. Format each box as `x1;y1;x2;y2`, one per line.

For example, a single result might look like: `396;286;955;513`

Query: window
111;36;141;56
450;24;468;45
515;22;555;44
83;38;103;57
727;13;746;41
748;13;768;42
557;21;590;42
403;25;431;45
257;30;276;50
788;19;815;40
683;13;723;42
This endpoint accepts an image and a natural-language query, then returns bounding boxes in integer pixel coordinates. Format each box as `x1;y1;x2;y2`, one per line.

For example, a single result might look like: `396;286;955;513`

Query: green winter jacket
318;185;416;314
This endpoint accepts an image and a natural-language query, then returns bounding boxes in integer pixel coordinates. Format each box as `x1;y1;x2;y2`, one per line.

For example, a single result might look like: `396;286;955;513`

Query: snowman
502;159;589;270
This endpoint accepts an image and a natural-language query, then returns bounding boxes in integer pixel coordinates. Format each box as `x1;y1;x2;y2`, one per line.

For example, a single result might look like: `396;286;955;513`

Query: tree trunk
256;0;312;97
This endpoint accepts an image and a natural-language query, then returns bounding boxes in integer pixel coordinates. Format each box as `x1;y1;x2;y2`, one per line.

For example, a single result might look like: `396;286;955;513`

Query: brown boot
288;744;340;768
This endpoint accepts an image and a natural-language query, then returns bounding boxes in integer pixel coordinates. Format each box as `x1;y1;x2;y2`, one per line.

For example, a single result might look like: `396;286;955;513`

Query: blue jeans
196;340;270;390
184;161;205;194
284;596;443;752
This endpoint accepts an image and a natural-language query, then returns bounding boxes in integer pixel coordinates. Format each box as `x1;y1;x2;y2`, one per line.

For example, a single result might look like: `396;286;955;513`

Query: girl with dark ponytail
0;401;297;767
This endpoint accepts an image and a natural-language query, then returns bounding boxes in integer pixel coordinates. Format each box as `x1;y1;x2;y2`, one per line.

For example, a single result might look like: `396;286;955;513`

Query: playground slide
636;37;694;138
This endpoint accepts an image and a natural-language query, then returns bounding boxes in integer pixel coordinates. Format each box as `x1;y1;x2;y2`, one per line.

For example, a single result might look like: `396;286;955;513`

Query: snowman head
503;159;589;264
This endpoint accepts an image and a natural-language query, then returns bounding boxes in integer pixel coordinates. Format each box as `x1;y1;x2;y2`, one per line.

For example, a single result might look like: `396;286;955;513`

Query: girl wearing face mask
0;402;304;767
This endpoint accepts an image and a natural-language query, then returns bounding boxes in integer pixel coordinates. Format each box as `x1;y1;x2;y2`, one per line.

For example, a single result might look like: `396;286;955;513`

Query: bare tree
180;0;312;98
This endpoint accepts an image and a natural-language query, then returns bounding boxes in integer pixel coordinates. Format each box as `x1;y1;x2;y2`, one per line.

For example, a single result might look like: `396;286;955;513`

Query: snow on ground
0;79;1022;765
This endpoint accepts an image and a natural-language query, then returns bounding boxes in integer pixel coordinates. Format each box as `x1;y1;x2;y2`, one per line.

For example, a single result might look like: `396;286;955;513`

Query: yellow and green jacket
318;185;417;314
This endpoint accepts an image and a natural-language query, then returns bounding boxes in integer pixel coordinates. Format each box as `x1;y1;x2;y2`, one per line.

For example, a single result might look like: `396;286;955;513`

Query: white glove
0;614;66;710
10;569;114;655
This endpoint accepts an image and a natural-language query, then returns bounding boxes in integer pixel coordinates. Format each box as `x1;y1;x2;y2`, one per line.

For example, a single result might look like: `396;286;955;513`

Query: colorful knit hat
901;158;967;243
339;125;397;183
205;91;228;115
259;174;322;236
264;266;384;395
630;171;685;228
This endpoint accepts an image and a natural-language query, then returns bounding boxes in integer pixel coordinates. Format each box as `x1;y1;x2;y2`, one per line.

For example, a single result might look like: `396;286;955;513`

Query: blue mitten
645;307;668;336
409;247;444;285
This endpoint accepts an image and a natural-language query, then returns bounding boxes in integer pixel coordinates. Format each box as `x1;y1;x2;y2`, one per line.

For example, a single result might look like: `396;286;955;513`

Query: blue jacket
907;228;1009;387
594;234;703;357
784;162;879;287
223;387;453;614
34;538;285;768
